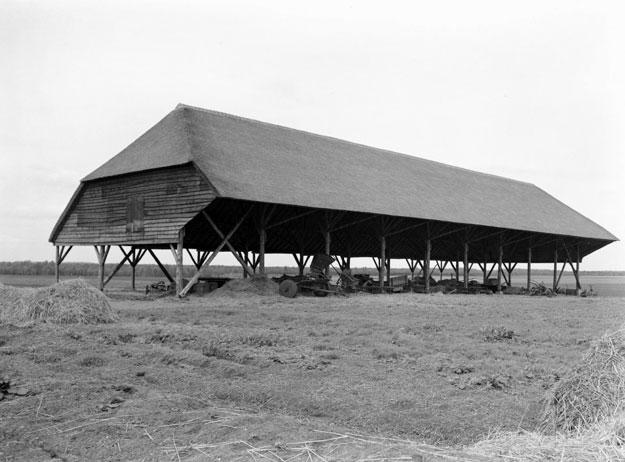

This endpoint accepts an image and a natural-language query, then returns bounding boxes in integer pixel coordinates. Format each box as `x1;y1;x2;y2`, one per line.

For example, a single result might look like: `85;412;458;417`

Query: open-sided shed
50;104;617;295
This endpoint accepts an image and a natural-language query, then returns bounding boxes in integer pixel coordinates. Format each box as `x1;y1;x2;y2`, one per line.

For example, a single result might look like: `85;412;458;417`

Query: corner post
55;246;61;283
175;229;184;296
576;245;581;294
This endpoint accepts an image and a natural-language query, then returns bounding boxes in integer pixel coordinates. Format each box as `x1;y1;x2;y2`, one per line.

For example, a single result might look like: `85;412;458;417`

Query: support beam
497;243;503;293
435;260;448;281
553;247;558;291
527;246;532;291
576;245;581;293
147;249;174;283
481;253;488;285
383;221;428;238
131;249;146;290
335;255;351;271
324;230;331;277
379;235;386;287
452;259;460;281
180;206;252;297
259;228;267;275
503;262;517;289
293;253;311;276
424;238;431;293
329;214;378;233
201;211;254;278
54;245;73;283
406;258;418;280
556;260;566;289
266;208;317;230
562;242;582;292
94;245;111;291
463;242;469;289
169;229;185;296
103;251;132;288
186;249;209;271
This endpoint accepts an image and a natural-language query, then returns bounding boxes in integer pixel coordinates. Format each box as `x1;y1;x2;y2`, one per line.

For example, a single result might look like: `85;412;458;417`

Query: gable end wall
53;164;215;245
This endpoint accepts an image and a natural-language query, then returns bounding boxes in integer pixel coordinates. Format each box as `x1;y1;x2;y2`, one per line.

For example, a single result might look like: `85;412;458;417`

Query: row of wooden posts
53;210;583;296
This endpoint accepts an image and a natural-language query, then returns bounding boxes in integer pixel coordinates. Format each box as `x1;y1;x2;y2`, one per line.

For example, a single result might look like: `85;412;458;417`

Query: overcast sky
1;0;623;271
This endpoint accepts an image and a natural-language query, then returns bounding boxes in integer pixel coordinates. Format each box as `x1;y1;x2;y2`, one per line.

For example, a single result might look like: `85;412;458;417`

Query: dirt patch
1;290;624;460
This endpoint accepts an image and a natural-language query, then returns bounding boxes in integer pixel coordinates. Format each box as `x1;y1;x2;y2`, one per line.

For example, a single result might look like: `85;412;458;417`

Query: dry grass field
1;280;624;461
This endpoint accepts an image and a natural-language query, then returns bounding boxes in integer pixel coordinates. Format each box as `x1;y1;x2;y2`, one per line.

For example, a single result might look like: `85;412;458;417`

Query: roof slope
84;104;617;241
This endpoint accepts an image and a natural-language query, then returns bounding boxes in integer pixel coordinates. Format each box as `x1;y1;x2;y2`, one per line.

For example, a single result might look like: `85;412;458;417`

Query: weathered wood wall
53;164;215;245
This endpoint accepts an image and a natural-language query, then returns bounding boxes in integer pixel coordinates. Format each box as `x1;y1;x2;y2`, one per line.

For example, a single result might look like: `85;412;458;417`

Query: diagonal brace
179;207;253;297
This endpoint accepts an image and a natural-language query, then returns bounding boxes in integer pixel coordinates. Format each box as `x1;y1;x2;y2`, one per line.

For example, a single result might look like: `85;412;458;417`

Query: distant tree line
0;261;622;278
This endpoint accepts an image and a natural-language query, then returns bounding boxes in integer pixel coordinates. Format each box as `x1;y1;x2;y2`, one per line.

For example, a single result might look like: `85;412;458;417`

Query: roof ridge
175;103;535;187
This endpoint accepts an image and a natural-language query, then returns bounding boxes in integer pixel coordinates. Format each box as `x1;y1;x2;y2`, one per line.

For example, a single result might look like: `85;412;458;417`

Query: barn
49;104;617;295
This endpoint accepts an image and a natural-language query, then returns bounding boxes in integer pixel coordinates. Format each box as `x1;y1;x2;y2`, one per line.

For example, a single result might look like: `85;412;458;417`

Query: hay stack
213;276;278;296
0;279;118;324
539;325;625;434
467;325;625;461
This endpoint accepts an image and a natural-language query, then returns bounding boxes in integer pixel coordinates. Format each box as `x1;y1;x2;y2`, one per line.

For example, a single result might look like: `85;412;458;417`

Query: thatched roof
83;104;616;242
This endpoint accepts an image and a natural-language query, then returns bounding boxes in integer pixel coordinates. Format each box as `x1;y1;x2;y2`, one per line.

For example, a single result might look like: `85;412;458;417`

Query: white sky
1;0;624;270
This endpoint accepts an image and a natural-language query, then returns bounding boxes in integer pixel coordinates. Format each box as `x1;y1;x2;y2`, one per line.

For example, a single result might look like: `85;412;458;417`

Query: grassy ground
1;288;624;461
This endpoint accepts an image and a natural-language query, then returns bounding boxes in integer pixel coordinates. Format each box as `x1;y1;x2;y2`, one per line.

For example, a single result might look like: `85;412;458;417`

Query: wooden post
527;246;532;292
553;247;558;291
120;247;145;291
179;207;253;297
424;238;431;293
170;229;185;296
463;242;469;289
455;258;460;281
259;228;266;275
242;251;249;278
386;257;391;285
576;245;581;293
97;247;104;292
483;252;488;285
131;249;137;289
54;245;72;283
379;235;386;288
94;245;110;292
497;244;503;293
325;230;331;277
55;246;60;283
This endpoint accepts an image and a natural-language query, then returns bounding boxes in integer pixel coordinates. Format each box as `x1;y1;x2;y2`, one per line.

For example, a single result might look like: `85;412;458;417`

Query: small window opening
126;196;144;233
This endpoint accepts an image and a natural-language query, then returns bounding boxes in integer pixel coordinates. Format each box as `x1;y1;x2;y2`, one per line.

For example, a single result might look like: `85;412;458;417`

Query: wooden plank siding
54;164;215;245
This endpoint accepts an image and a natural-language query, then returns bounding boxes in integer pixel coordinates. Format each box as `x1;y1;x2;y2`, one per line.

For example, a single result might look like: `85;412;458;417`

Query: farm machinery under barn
275;254;368;298
275;254;341;298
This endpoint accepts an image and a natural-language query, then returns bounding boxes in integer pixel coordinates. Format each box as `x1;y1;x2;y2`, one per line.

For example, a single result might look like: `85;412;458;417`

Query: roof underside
84;104;617;244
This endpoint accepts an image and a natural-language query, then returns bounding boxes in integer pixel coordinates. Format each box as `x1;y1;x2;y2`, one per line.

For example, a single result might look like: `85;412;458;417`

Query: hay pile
0;279;118;324
539;324;625;433
212;276;278;296
467;324;625;461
